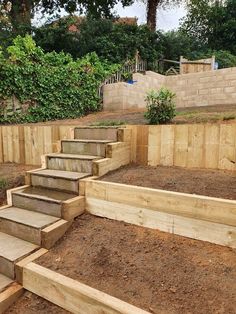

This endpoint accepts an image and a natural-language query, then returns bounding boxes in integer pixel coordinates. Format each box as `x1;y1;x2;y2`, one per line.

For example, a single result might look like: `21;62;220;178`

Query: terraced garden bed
99;164;236;200
0;164;36;206
13;213;235;314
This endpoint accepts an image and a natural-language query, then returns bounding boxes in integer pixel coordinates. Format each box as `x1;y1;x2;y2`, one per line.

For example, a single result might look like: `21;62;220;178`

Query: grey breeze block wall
103;68;236;110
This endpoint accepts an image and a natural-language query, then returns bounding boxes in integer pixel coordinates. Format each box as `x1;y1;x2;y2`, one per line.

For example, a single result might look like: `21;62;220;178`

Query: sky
34;3;187;32
114;3;186;31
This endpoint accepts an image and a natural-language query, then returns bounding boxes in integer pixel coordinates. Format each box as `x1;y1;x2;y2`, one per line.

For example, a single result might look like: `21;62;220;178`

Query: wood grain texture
85;180;236;226
0;123;235;171
0;283;24;314
23;262;150;314
85;180;236;248
87;197;236;248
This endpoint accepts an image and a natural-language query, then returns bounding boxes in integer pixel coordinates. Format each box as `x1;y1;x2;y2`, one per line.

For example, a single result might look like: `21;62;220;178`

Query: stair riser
47;157;93;173
62;141;106;157
74;128;118;141
31;174;80;194
12;194;62;218
0;219;41;245
0;257;14;279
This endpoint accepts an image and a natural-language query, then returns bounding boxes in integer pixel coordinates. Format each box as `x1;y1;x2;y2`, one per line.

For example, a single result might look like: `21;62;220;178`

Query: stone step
74;127;118;141
46;153;102;173
0;274;14;293
29;169;90;194
12;187;77;218
61;139;113;157
0;207;59;245
0;232;38;279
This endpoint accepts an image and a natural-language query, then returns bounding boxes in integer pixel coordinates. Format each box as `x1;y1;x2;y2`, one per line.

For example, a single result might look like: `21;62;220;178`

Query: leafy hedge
34;17;162;64
0;35;118;124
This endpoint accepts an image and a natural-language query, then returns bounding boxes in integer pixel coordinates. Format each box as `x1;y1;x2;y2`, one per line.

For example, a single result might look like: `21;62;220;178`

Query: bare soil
14;104;236;126
6;291;70;314
0;163;36;206
28;214;236;314
100;164;236;200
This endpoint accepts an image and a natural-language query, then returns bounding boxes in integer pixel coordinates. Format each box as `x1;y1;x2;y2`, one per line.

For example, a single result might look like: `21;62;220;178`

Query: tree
160;30;236;69
0;0;134;34
180;0;236;55
34;17;163;63
160;30;204;61
146;0;182;31
0;0;36;34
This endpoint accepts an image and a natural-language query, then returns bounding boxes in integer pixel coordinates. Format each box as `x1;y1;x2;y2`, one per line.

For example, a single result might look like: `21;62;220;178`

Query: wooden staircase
0;126;131;305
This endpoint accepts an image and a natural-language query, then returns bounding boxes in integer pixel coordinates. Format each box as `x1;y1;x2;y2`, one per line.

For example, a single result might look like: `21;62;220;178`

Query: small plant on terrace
0;178;7;189
144;88;176;125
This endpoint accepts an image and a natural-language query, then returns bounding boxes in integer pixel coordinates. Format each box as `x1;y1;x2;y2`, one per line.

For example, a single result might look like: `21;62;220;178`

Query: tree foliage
0;0;134;34
34;17;163;63
0;35;118;124
181;0;236;55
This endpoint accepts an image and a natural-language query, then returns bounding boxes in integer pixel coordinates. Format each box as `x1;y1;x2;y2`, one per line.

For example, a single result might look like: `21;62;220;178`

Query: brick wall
103;68;236;110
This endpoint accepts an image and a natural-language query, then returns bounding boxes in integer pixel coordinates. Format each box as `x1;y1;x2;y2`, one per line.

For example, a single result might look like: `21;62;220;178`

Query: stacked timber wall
0;125;76;165
103;67;236;109
127;123;236;171
0;123;235;171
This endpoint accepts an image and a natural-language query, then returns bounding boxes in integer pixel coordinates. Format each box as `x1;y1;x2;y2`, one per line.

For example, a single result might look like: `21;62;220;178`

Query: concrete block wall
103;67;236;110
103;72;165;110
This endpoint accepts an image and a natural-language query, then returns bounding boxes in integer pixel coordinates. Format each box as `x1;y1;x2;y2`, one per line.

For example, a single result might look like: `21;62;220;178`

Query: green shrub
0;178;7;189
34;17;162;64
0;35;119;124
144;88;176;125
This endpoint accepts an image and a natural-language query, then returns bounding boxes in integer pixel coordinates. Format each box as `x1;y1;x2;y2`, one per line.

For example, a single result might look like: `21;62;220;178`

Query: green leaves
144;88;176;125
0;35;116;124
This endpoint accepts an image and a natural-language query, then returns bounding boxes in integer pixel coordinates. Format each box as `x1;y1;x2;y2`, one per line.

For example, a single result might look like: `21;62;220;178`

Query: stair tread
62;139;113;144
0;274;14;292
13;187;77;203
47;153;103;160
0;207;59;228
0;232;38;262
31;169;90;180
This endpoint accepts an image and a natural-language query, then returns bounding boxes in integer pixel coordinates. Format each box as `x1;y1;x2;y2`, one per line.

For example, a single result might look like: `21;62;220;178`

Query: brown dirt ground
11;104;236;126
27;214;236;314
0;163;36;206
100;164;236;200
6;291;70;314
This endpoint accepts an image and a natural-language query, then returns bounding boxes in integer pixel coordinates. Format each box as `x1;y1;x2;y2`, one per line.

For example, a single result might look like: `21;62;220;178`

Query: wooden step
0;274;14;293
61;139;113;157
74;127;118;141
12;187;77;218
12;187;85;220
0;207;59;245
0;232;38;279
29;169;90;194
46;153;102;173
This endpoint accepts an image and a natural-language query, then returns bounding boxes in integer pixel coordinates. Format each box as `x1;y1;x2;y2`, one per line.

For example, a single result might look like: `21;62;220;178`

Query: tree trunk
9;0;32;34
147;0;160;31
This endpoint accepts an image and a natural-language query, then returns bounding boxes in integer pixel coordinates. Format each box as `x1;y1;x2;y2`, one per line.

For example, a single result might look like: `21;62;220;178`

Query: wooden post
135;50;139;73
179;56;184;75
211;55;216;70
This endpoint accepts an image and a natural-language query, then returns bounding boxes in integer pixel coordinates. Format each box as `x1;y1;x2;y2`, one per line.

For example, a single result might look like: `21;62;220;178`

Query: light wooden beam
23;263;150;314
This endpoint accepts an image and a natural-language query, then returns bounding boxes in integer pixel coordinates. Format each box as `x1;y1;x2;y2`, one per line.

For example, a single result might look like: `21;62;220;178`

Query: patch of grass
0;178;8;189
90;120;125;126
176;110;199;116
222;114;236;121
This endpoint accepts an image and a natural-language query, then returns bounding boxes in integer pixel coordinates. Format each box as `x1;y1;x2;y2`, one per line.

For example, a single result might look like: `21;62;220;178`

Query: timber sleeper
12;186;78;218
46;153;103;173
28;169;90;193
61;139;113;156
